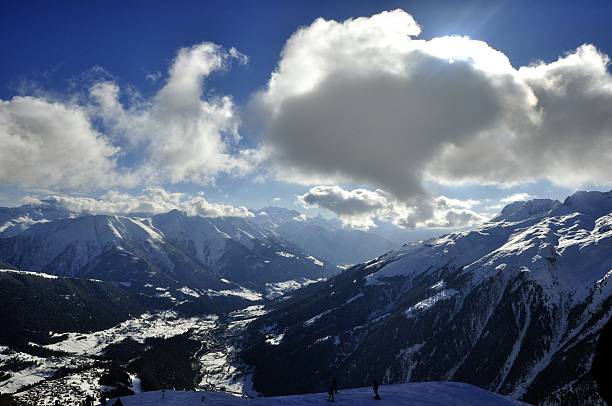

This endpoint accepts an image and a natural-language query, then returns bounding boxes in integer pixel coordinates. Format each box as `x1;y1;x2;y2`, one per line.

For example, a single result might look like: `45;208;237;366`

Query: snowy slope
152;210;333;289
0;214;225;289
0;211;333;292
107;382;528;406
242;191;612;405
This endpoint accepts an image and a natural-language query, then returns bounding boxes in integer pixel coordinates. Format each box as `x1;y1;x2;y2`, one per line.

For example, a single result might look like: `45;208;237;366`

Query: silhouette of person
328;383;335;402
332;377;338;394
373;380;380;400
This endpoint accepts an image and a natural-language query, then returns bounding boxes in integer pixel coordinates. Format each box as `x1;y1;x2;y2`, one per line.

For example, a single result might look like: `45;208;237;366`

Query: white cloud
37;187;252;218
0;42;257;194
257;10;612;208
500;193;533;203
91;42;257;185
0;96;133;190
298;185;485;230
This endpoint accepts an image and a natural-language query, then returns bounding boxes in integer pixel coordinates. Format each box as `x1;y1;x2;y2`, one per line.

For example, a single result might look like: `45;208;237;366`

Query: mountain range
0;191;610;405
242;191;612;405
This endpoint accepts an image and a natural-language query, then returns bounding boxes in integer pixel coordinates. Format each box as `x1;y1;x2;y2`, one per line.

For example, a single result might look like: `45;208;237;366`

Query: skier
327;382;335;402
373;380;380;400
332;376;338;394
162;389;166;399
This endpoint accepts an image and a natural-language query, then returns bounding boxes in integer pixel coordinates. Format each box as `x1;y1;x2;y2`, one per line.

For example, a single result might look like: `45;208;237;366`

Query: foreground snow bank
109;382;530;405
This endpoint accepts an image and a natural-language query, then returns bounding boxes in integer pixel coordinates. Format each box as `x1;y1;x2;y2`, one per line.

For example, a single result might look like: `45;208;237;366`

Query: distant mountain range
242;191;612;405
0;203;403;291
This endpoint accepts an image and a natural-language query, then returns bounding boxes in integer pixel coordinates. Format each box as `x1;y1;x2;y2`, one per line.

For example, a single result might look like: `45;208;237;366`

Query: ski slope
109;382;529;405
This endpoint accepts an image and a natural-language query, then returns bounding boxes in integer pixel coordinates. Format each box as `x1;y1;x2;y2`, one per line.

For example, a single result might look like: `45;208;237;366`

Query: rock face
242;191;612;405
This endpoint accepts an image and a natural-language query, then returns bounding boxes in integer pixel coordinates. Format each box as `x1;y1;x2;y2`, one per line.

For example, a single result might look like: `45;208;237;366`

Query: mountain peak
558;190;612;217
492;198;560;222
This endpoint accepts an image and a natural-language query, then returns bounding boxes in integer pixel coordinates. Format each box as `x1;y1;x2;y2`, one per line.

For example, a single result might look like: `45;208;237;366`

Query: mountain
252;206;398;265
151;210;333;290
0;201;71;237
0;215;224;290
241;191;612;405
0;210;334;294
0;269;146;349
101;382;529;405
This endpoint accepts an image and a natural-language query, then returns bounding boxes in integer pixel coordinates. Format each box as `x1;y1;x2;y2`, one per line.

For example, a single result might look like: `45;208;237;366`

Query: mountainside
0;215;224;290
151;210;333;290
103;382;529;406
0;269;146;350
252;207;398;265
242;191;612;405
0;210;334;294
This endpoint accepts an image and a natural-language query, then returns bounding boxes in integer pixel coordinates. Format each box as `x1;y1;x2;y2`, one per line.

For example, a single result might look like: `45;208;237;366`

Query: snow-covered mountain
252;206;398;265
0;214;225;289
0;210;335;294
242;191;612;405
151;209;334;289
0;200;72;237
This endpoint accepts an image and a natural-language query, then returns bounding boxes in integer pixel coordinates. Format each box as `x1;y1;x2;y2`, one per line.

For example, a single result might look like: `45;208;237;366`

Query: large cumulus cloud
258;9;612;207
0;42;255;191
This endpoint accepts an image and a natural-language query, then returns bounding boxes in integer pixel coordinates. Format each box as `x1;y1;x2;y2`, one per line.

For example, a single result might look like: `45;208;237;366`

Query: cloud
91;42;257;185
257;10;612;207
433;44;612;188
297;185;485;230
500;193;533;203
0;42;256;193
35;187;253;218
0;96;133;190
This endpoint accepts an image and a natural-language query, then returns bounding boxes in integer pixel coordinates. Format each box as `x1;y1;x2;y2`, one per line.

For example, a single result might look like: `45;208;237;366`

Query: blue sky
1;0;611;229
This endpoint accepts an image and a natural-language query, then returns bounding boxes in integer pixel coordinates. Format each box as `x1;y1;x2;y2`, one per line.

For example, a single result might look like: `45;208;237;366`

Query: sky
1;0;611;230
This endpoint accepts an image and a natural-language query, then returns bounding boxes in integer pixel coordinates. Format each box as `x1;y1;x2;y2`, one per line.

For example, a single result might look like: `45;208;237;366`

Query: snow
275;251;296;259
265;278;321;299
404;289;459;317
304;309;333;326
106;382;529;405
0;268;58;279
305;255;324;267
45;311;217;355
265;333;285;346
344;293;364;305
179;286;201;297
214;287;263;301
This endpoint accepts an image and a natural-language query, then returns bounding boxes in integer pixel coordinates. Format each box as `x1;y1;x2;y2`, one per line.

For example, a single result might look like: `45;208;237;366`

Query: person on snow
373;380;381;400
328;382;335;402
332;377;338;394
